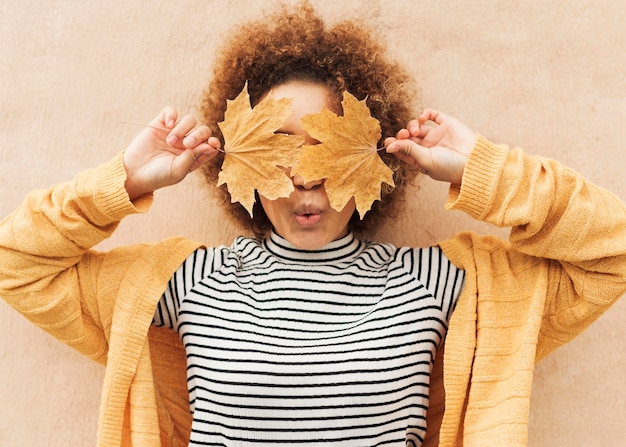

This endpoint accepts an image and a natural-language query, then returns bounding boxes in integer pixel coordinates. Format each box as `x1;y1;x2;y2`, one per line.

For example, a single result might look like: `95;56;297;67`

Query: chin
290;236;328;251
285;230;333;250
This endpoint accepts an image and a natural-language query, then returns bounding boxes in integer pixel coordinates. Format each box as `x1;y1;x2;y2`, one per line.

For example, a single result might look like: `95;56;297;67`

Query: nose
292;174;324;190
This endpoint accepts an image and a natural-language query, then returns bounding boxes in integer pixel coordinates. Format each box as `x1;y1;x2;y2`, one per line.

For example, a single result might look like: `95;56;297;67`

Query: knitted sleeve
448;135;626;359
0;152;153;362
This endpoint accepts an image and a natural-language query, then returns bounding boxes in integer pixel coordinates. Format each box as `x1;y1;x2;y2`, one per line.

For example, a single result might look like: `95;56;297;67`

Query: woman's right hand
123;106;221;200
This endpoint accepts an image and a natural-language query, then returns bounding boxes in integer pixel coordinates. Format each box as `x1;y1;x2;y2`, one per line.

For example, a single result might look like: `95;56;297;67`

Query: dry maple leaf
217;83;304;215
291;91;395;217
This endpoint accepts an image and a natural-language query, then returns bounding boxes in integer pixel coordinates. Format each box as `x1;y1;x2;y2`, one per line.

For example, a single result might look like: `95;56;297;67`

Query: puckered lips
294;204;323;226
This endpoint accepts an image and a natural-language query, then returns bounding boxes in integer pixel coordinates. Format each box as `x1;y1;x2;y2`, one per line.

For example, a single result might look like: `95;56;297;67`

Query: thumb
171;149;201;180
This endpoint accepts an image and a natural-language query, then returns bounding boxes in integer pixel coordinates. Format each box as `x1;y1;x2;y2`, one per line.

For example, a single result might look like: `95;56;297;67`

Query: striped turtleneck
154;232;465;446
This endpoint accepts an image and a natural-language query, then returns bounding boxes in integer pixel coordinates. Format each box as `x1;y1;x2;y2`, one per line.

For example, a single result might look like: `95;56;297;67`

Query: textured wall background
1;0;625;445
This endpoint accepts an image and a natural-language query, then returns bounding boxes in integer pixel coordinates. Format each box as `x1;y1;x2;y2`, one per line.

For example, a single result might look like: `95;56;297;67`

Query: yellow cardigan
1;135;625;446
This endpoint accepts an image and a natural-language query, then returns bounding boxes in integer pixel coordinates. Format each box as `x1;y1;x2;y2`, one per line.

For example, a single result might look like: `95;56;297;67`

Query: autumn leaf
292;91;394;217
217;83;304;215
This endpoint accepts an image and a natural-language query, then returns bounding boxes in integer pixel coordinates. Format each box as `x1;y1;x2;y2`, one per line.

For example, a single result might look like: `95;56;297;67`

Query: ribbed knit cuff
77;152;153;226
445;134;509;220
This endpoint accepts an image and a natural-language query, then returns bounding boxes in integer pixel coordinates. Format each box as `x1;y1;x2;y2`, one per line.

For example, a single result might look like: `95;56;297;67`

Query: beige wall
1;0;625;445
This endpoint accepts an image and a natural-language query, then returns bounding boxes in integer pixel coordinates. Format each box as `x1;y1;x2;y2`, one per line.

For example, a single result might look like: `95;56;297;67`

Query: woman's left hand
385;109;476;185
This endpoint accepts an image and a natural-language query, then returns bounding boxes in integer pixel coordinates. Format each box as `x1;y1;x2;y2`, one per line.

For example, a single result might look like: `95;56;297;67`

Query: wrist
445;134;509;218
84;152;153;222
124;175;151;202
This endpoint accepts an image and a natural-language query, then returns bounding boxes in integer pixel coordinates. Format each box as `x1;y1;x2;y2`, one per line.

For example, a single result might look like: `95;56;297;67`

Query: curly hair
198;1;420;238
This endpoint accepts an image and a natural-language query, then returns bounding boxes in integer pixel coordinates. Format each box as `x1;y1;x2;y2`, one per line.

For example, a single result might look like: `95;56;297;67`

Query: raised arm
455;134;626;357
0;108;215;358
386;109;626;356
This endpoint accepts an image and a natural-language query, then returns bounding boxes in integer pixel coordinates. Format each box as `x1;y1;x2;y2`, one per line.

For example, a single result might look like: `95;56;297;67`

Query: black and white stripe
154;232;464;446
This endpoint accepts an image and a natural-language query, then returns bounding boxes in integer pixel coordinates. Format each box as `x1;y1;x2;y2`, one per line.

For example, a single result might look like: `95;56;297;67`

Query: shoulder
360;240;399;263
439;232;500;268
93;237;204;284
363;241;464;286
176;235;265;273
439;231;544;275
101;237;203;262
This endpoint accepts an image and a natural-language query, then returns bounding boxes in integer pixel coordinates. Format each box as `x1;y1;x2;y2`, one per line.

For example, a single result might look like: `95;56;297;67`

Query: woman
1;3;625;446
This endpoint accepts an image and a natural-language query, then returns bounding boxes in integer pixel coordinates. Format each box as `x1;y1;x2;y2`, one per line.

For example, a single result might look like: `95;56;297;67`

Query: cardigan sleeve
0;152;154;362
447;135;626;359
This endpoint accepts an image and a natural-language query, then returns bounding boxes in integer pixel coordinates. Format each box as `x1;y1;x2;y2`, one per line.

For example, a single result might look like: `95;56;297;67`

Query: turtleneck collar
262;231;365;264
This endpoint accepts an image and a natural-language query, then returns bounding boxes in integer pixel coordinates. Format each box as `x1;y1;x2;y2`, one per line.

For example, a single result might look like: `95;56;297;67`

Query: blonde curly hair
199;1;420;237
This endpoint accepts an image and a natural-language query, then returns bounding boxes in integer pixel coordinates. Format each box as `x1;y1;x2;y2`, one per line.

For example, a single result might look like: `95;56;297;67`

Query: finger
418;108;436;124
384;136;397;147
166;115;198;147
188;151;217;173
419;108;449;127
152;106;178;129
386;139;432;170
170;148;201;178
208;136;221;151
395;128;411;140
406;119;420;137
183;146;222;175
182;125;213;149
190;142;221;161
416;120;439;141
163;107;179;129
190;136;222;163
